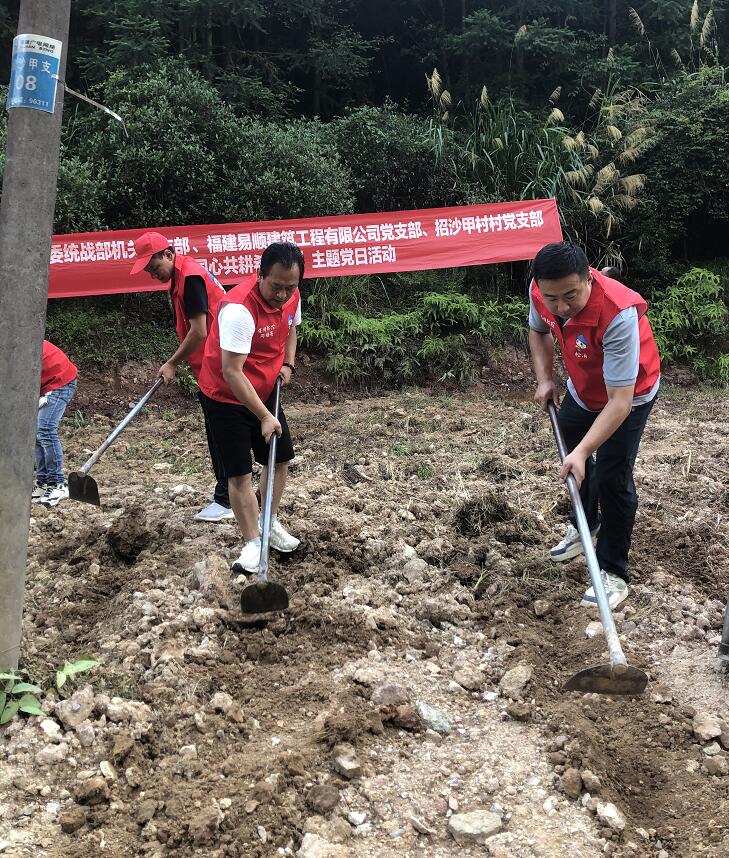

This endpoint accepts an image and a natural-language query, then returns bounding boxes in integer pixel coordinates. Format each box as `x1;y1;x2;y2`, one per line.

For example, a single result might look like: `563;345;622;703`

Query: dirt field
2;367;729;857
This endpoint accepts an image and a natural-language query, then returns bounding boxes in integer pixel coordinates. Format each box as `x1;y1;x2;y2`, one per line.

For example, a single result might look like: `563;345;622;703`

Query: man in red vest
35;340;78;507
130;232;231;522
198;242;302;573
529;242;660;608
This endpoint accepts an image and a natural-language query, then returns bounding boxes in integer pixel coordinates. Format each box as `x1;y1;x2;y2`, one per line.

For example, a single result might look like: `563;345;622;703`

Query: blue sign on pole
7;34;62;114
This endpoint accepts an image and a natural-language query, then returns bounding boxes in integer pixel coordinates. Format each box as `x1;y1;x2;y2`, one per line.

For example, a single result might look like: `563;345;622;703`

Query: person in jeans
528;242;660;608
34;340;78;507
198;242;302;573
130;231;231;523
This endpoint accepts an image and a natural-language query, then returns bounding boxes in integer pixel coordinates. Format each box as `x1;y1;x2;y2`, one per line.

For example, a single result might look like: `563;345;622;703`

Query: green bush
299;280;528;386
649;267;729;383
69;59;354;229
330;104;462;212
45;295;176;366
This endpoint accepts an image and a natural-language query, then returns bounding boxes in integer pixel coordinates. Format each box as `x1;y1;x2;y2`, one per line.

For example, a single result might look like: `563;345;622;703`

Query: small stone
55;686;95;730
482;691;498;703
352;667;384;687
705;756;729;776
39;718;63;743
59;805;87;834
505;701;532;721
347;811;367;826
307;784;340;814
297;832;351;858
498;664;533;699
693;712;723;742
111;734;135;764
596;802;626;832
74;777;110;806
585;621;604;639
188;806;223;845
371;683;408;706
703;742;721;757
533;600;551;617
560;768;583;799
414;701;451;735
581;770;602;794
36;742;69;766
209;692;234;714
75;721;95;748
332;744;362;779
409;814;435;835
106;698;153;725
99;761;117;781
448;809;502;844
136;799;157;824
453;666;483;691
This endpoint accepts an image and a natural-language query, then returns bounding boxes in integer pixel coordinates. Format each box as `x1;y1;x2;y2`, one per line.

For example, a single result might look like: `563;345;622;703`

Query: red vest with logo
531;269;660;410
198;274;300;405
169;255;226;379
40;340;77;395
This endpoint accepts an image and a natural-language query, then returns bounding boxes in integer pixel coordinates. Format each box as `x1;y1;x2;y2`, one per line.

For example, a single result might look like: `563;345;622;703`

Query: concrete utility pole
0;0;71;670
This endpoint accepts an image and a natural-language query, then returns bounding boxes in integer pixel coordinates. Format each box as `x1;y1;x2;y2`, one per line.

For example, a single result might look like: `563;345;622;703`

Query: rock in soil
448;809;503;844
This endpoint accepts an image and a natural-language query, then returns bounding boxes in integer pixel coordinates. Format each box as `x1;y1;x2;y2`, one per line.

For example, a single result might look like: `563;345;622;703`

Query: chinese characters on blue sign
7;34;62;113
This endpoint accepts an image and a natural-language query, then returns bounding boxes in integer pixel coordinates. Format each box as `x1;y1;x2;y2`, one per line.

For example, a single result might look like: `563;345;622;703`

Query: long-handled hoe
548;401;648;696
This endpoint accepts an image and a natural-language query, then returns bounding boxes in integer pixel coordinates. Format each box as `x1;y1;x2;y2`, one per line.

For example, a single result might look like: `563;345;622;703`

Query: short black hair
260;242;305;281
532;241;589;281
601;266;621;280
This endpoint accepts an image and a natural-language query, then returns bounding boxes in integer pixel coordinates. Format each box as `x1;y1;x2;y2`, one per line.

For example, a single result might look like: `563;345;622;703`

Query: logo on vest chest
257;322;278;340
540;314;556;330
574;334;589;359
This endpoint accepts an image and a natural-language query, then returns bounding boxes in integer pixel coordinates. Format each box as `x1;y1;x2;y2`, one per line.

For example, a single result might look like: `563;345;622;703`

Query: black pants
198;392;230;508
558;390;656;583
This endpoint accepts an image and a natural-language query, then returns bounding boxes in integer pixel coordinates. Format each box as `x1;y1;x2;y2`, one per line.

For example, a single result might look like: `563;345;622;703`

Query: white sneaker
32;482;47;503
550;522;600;562
260;516;300;553
581;571;629;609
231;538;261;574
195;501;235;522
41;482;68;507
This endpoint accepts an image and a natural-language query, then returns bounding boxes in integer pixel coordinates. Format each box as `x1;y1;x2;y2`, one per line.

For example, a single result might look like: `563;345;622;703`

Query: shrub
649;267;729;383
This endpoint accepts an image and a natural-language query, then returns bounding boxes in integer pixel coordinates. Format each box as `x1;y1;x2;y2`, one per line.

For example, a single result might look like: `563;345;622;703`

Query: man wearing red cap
130;231;231;522
198;242;302;573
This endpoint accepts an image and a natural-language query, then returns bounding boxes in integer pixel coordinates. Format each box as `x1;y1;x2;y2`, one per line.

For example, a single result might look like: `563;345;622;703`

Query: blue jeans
36;378;77;485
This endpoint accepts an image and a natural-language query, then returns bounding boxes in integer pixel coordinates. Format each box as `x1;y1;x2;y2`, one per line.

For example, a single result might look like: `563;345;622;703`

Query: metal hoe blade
68;473;100;506
68;378;163;507
547;401;649;696
240;378;291;615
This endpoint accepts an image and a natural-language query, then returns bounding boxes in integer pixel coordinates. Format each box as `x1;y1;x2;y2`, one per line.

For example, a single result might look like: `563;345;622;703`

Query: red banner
48;199;561;298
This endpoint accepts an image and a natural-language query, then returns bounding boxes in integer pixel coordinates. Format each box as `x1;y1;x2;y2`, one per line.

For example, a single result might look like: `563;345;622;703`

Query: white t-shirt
219;297;301;354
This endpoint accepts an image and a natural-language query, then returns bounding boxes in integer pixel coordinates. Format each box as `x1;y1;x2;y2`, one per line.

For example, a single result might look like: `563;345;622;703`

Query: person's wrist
283;362;296;374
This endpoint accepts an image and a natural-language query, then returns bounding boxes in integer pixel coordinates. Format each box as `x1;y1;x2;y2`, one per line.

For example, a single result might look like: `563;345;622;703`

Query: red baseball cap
130;231;172;275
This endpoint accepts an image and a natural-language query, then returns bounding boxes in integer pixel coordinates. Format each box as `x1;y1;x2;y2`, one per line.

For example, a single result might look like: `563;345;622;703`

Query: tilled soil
2;381;729;858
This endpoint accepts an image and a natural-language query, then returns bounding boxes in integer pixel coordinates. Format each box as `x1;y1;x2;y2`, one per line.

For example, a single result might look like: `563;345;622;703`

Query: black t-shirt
183;275;209;319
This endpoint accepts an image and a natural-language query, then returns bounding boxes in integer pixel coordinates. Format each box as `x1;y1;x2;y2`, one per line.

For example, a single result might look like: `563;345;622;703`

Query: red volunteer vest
198;274;300;405
169;255;226;379
40;340;77;395
531;268;660;411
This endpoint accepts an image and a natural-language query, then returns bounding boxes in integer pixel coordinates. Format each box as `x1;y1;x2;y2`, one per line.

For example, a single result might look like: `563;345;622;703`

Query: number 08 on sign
7;34;62;114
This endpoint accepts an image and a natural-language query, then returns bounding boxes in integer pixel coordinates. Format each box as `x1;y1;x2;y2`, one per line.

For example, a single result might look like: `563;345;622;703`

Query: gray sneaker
550;522;600;562
581;571;629;609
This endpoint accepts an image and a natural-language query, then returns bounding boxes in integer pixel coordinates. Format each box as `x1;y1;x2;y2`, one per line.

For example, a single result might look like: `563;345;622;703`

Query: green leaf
18;695;43;716
65;658;100;676
56;670;68;690
0;692;5;713
0;700;19;724
11;682;43;695
0;672;18;680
